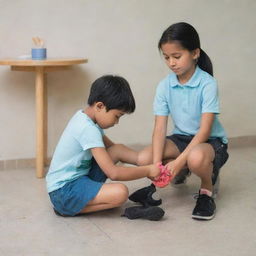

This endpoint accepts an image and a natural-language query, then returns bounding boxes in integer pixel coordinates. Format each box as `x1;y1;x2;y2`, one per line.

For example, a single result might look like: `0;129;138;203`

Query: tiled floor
0;146;256;256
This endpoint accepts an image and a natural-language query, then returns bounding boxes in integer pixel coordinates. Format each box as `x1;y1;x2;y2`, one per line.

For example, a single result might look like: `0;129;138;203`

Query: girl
137;22;229;220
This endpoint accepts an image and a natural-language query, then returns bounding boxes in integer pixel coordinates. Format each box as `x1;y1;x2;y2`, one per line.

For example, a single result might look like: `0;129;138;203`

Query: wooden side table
0;58;88;178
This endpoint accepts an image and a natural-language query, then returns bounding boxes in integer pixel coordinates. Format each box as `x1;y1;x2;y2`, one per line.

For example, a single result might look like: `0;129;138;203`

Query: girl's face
161;42;200;84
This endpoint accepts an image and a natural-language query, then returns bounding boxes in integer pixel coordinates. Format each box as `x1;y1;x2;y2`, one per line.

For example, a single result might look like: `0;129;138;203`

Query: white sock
200;188;212;197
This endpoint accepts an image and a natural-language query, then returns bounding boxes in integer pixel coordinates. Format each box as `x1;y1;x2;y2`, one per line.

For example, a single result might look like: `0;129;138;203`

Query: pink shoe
153;164;172;188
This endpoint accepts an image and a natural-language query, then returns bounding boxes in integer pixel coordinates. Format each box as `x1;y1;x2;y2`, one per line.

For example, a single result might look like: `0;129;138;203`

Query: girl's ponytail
198;49;213;76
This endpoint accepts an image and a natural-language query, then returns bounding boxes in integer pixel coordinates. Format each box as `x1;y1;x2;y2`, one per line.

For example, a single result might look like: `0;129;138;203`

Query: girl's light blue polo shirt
153;66;228;143
46;110;105;193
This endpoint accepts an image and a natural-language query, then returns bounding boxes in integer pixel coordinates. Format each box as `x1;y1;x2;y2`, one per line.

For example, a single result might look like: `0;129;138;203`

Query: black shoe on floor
122;206;165;221
128;184;162;207
192;194;216;220
172;169;191;186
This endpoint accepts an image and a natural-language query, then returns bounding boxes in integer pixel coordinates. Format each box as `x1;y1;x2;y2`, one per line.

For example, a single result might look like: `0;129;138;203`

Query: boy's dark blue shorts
166;134;229;184
49;158;107;216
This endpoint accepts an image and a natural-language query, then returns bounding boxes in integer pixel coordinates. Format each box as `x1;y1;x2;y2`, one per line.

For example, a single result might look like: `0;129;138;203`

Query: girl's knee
187;148;210;170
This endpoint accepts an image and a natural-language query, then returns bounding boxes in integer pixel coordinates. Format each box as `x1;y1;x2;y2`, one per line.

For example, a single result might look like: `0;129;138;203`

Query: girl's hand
164;160;183;178
147;163;161;181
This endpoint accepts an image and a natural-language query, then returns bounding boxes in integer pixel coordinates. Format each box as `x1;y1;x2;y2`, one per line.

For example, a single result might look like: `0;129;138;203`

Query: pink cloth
153;164;172;188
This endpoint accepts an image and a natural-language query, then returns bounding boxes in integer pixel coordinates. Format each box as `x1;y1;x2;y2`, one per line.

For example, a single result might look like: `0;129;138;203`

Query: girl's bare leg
187;143;215;191
137;139;180;165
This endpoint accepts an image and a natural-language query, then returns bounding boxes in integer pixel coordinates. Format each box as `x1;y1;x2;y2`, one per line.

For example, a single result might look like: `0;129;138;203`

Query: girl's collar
169;66;202;88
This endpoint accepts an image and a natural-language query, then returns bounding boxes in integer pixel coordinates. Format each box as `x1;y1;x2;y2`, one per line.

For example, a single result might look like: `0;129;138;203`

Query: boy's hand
152;163;173;188
147;162;161;181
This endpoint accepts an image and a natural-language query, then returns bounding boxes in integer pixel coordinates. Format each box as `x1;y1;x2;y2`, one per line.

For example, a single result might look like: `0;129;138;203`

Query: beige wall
0;0;255;161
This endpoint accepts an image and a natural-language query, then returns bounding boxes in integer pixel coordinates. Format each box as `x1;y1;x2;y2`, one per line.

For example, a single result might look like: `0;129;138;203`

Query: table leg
44;73;48;166
35;67;46;178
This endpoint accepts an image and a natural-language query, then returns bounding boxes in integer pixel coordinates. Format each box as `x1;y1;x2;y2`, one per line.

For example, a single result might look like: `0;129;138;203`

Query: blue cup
31;48;47;60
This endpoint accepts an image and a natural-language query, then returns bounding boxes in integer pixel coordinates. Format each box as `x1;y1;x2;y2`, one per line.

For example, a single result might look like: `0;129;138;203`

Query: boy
46;75;160;217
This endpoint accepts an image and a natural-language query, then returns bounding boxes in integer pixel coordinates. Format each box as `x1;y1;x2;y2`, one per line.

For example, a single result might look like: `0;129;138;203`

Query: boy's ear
95;102;105;111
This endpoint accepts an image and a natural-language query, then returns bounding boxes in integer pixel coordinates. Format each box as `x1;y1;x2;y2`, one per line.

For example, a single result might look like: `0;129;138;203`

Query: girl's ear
192;48;200;60
95;102;105;111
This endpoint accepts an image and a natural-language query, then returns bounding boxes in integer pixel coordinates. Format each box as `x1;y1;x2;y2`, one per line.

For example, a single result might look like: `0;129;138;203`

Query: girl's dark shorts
48;158;107;216
166;134;229;184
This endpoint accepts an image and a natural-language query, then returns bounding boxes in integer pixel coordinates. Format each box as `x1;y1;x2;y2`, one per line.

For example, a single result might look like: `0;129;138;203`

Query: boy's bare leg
80;183;129;213
107;144;139;165
136;145;153;165
137;139;180;165
80;144;136;214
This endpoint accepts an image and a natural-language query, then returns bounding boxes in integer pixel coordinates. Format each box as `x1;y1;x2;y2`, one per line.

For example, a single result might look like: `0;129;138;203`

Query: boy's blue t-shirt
46;110;105;193
153;66;228;143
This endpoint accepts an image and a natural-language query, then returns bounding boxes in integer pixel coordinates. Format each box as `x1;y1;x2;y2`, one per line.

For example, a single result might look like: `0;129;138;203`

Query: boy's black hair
158;22;213;76
87;75;136;113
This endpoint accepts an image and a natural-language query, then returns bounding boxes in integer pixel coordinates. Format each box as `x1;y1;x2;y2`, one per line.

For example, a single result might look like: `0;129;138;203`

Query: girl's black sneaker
192;193;216;220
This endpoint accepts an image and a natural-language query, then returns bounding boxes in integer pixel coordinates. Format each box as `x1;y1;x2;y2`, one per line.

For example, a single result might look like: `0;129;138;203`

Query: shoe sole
192;211;215;220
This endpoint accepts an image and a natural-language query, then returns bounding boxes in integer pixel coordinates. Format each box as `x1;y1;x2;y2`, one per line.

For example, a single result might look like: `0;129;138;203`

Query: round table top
0;58;88;66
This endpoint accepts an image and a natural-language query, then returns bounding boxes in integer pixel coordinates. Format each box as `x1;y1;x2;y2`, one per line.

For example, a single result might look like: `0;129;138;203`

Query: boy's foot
192;193;216;220
122;206;165;221
128;184;162;207
172;169;191;186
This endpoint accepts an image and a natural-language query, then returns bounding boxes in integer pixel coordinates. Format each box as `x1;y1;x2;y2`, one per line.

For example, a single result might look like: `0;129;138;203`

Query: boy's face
95;103;125;129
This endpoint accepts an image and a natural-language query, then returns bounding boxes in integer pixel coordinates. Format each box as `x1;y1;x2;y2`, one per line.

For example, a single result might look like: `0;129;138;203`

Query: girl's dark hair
87;75;135;113
158;22;213;76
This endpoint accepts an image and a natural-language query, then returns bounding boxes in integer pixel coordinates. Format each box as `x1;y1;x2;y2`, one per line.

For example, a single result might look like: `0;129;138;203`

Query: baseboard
0;158;51;171
1;135;255;170
228;135;256;148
